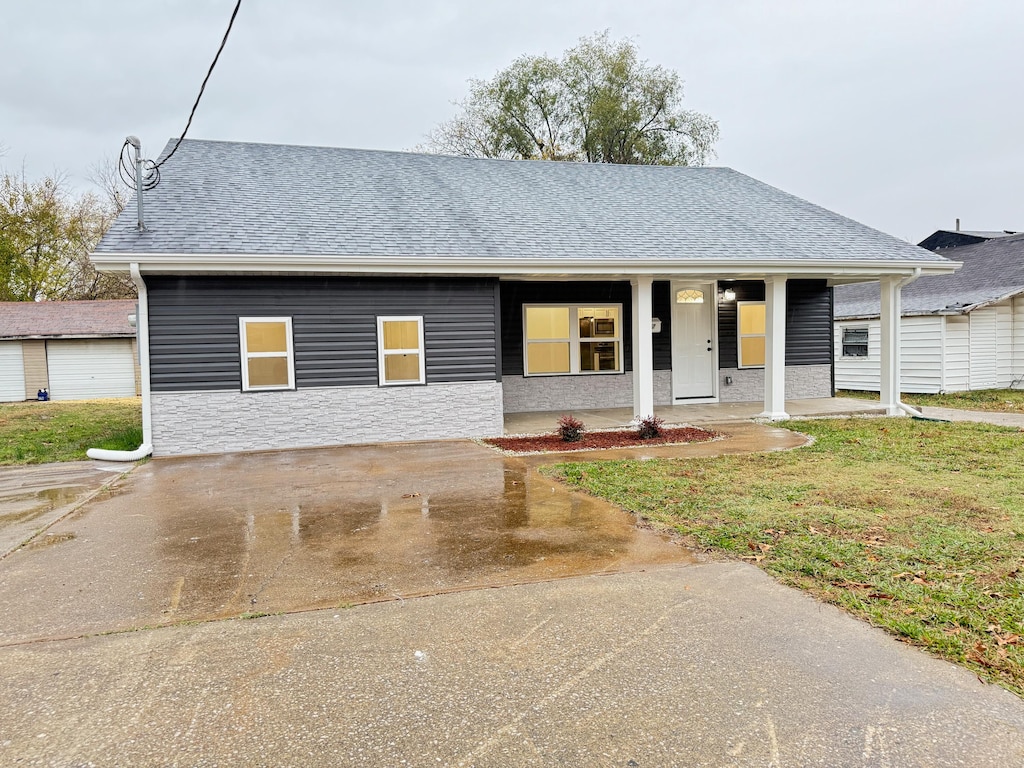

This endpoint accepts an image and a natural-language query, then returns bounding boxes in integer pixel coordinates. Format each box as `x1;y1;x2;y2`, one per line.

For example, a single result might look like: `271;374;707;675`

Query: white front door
671;282;716;400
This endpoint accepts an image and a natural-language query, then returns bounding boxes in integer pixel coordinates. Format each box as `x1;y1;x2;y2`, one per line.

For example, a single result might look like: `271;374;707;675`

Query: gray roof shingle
96;139;950;267
834;232;1024;319
0;300;136;339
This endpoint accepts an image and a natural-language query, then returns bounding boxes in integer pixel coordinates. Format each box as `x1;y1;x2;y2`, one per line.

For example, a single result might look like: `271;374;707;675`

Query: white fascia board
90;251;961;279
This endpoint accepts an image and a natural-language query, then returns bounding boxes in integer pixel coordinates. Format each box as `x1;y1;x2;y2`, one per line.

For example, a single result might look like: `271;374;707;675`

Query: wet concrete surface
2;565;1023;767
0;460;130;558
0;424;810;646
4;426;1024;765
3;428;816;645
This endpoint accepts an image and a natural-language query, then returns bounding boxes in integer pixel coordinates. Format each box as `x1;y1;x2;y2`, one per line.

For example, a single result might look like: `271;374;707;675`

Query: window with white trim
737;302;766;368
842;326;869;357
523;305;622;375
377;316;426;385
239;317;295;391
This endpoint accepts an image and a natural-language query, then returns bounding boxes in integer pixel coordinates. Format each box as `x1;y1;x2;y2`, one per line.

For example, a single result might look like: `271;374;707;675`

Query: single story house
834;231;1024;393
90;139;955;456
0;300;140;402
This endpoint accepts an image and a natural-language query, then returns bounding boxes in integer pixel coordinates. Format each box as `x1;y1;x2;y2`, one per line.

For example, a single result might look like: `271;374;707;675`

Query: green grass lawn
549;417;1024;696
839;388;1024;413
0;398;143;465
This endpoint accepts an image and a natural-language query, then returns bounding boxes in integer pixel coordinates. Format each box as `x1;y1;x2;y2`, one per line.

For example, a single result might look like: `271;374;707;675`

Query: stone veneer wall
503;365;831;411
151;381;504;456
502;372;673;413
718;364;832;402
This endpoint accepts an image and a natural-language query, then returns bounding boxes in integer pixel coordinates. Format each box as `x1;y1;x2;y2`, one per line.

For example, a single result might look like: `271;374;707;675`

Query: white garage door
0;342;26;402
47;339;136;400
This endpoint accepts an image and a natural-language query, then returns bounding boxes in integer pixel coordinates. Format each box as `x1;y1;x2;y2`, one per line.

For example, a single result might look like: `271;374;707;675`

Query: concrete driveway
2;423;1024;765
0;459;131;558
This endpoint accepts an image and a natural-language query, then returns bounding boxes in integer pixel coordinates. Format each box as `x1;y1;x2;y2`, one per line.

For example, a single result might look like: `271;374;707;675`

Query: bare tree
422;32;719;166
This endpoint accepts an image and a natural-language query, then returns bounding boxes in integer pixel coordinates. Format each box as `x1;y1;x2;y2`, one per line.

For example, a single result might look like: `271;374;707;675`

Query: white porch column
631;276;655;418
759;276;789;420
879;276;902;416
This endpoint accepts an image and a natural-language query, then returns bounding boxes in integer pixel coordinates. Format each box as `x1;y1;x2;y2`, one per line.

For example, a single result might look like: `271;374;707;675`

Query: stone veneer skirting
503;365;832;411
718;364;833;402
151;381;504;457
502;372;673;413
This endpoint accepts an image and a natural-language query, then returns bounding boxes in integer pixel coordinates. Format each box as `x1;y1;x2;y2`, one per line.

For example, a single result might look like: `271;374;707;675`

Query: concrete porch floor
504;395;888;433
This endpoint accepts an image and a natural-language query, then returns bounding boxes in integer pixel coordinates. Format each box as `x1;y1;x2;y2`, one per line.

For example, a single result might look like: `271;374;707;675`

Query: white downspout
890;268;924;418
87;262;154;461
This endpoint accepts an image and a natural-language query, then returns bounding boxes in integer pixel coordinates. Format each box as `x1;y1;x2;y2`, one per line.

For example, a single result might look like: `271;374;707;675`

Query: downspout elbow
87;263;153;462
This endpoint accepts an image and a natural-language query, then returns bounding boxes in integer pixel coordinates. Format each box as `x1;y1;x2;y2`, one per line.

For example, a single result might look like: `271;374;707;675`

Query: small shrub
635;414;664;440
557;414;585;442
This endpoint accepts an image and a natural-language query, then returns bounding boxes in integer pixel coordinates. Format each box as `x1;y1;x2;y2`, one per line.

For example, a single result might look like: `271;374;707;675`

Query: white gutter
89;252;961;278
87;262;153;462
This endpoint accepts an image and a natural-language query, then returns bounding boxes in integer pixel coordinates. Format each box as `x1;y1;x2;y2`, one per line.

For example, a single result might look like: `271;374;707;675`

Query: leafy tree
423;32;719;166
0;170;134;301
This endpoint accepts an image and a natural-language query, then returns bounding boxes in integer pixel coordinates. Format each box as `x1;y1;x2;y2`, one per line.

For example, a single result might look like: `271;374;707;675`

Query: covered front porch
503;396;888;434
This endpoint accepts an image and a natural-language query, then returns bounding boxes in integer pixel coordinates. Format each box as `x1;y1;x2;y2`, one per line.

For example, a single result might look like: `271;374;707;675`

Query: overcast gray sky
2;0;1020;243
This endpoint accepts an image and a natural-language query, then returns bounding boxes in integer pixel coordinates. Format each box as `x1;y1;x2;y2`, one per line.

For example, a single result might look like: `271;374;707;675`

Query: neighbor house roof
834;232;1024;319
93;139;953;276
0;300;136;340
917;228;1019;252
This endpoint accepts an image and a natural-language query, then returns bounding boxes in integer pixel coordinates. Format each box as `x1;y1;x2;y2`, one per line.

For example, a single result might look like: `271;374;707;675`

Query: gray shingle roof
95;139;949;267
834;232;1024;319
0;300;136;339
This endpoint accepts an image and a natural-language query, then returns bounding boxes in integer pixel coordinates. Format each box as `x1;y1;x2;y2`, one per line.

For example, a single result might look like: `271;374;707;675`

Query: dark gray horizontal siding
147;276;499;392
785;280;833;366
652;281;672;370
717;279;832;368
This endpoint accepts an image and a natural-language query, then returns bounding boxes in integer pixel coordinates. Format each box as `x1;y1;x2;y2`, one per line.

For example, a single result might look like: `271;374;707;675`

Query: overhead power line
119;0;243;192
155;0;243;170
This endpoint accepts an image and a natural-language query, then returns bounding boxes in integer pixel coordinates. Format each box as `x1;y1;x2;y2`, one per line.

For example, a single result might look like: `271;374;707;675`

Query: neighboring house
90;139;954;456
834;231;1024;393
0;300;140;402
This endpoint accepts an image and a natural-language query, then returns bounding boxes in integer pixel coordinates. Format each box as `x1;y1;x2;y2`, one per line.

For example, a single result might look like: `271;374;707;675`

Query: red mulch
484;426;718;455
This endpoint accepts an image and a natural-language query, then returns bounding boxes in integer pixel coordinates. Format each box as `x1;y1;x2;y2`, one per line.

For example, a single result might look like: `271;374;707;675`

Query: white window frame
377;316;426;386
239;316;295;392
522;303;623;376
736;301;766;369
841;325;870;357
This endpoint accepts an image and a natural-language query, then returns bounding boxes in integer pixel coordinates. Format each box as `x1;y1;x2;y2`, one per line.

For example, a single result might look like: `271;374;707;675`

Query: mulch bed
484;425;718;455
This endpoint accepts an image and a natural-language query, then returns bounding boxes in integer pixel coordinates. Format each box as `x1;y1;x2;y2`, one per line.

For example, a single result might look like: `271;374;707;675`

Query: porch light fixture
720;288;737;302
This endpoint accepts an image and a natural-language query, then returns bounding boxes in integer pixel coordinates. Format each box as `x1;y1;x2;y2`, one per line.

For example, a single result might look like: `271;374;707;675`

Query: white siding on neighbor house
0;342;26;402
995;303;1014;387
943;315;971;392
1013;296;1024;384
901;316;944;393
837;302;1024;394
968;309;998;389
46;339;136;400
834;317;944;393
834;321;880;391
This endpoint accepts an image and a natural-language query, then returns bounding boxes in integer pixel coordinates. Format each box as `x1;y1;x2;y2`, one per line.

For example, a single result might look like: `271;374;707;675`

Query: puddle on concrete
0;486;87;526
142;442;692;621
